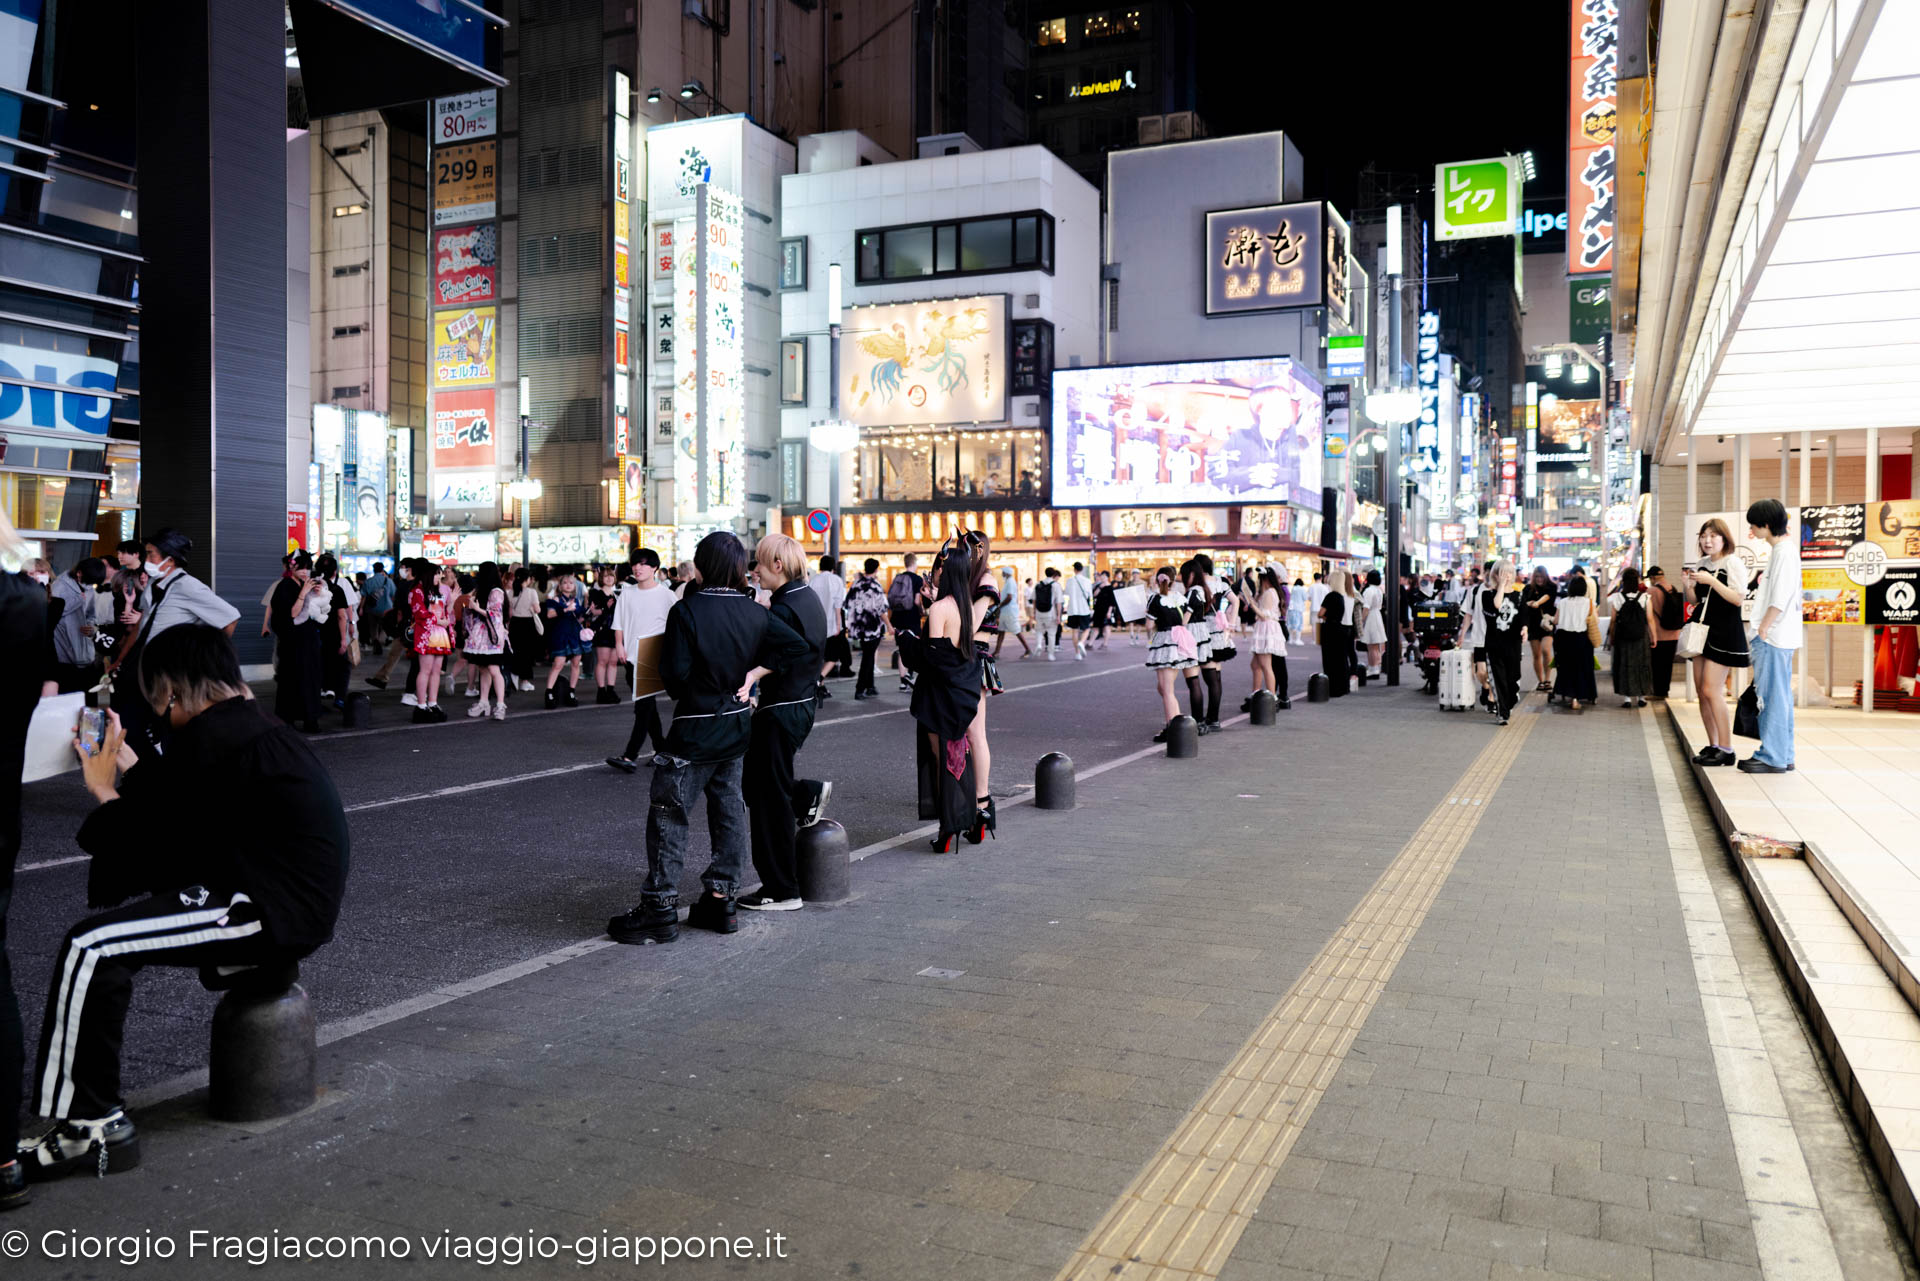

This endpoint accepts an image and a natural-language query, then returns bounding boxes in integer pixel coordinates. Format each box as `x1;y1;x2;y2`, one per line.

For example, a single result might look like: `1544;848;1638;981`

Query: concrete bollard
208;972;316;1123
1164;715;1199;759
796;819;851;903
342;691;371;728
1034;752;1075;809
1308;673;1330;703
1249;691;1278;726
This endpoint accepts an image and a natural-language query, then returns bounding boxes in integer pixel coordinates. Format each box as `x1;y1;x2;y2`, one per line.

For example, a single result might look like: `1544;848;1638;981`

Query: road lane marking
1639;712;1844;1281
1053;698;1541;1281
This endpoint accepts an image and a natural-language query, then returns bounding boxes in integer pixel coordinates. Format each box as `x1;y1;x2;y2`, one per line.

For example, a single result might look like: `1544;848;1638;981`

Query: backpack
887;571;919;614
1033;579;1054;613
1657;584;1684;630
1614;592;1649;644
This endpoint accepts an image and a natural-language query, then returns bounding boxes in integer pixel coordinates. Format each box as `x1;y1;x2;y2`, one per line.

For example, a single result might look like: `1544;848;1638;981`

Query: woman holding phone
1683;518;1749;765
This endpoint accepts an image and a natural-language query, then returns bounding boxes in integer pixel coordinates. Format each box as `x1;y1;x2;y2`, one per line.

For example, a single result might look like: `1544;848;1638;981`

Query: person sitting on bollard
737;534;833;912
605;533;809;945
18;624;349;1185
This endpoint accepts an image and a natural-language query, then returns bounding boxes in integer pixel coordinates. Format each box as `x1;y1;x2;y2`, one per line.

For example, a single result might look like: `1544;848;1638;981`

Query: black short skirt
463;651;505;667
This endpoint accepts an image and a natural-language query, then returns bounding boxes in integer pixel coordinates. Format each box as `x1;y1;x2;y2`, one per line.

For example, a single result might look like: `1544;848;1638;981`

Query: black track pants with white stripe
33;889;280;1120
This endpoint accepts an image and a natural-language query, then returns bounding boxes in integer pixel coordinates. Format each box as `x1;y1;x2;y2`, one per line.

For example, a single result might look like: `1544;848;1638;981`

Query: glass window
956;434;1014;498
878;438;934;500
1039;216;1054;270
779;338;807;406
961;218;1013;271
1036;17;1066;44
857;231;881;282
935;224;958;273
1083;11;1112;39
1014;216;1037;265
883;226;934;278
1116;9;1144;34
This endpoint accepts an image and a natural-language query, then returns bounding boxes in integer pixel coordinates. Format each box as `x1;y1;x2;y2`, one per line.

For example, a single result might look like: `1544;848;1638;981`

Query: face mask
146;559;169;579
28;573;48;586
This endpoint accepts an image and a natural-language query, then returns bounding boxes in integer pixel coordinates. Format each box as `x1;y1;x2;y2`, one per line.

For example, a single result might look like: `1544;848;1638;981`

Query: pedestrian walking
1;510;45;1210
738;534;833;910
604;532;808;945
1607;566;1654;707
48;557;104;694
809;555;851;681
1459;566;1491;710
1064;562;1095;659
887;553;927;686
1286;577;1306;639
21;624;348;1184
605;547;674;772
1032;567;1062;660
1547;575;1600;710
844;559;888;699
1739;499;1801;774
587;565;623;702
1482;561;1525;725
1683;517;1750;765
1522;566;1557;691
409;559;454;723
505;568;543;691
1318;569;1352;696
368;561;417;694
897;536;991;850
1145;567;1196;739
1645;566;1683;699
360;562;395;657
457;562;509;719
269;551;326;733
1091;570;1117;649
991;564;1031;659
542;568;591;707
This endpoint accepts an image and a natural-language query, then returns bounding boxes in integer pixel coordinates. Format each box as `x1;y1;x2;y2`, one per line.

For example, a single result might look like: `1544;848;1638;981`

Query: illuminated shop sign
1434;156;1522;241
1414;310;1440;474
1205;201;1333;314
0;344;117;438
1070;70;1136;97
1569;0;1618;275
839;294;1010;429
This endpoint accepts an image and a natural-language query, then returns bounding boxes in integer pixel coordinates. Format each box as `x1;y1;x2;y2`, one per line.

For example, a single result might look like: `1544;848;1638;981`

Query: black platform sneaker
18;1109;140;1182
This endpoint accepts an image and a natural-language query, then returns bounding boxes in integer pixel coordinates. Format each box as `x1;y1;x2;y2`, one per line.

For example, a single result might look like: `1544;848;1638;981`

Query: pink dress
1250;587;1287;656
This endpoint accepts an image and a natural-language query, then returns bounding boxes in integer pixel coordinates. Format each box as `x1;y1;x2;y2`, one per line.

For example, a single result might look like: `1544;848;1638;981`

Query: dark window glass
1014;216;1037;264
884;226;934;278
935;224;958;273
1040;216;1054;270
961;218;1013;271
858;232;881;281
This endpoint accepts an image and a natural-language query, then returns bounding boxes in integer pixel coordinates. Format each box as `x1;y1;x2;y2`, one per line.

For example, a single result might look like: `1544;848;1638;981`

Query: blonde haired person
1481;560;1526;723
1682;517;1750;765
736;532;832;909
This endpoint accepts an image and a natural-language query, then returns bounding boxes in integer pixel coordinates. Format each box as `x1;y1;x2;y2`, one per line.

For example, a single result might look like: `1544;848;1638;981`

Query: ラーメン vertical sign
1569;0;1618;275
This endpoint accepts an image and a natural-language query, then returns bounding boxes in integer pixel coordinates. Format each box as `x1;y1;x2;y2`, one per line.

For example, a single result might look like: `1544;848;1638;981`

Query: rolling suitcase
1437;649;1476;711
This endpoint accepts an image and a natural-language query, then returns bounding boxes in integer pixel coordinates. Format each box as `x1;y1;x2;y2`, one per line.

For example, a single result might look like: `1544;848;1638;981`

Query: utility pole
1384;207;1404;687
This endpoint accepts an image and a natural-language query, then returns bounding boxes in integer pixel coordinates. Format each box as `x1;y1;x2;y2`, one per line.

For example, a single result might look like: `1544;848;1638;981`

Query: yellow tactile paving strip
1056;702;1543;1281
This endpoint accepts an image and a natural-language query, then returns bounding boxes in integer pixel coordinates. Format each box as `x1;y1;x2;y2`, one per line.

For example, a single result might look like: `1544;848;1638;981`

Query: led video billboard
1051;357;1323;511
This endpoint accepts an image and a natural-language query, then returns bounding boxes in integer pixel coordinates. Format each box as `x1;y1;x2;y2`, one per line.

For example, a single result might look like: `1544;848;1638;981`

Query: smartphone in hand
78;706;108;756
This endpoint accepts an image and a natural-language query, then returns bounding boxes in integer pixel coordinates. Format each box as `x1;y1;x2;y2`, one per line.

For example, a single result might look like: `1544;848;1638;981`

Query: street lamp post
1367;205;1416;688
505;375;542;563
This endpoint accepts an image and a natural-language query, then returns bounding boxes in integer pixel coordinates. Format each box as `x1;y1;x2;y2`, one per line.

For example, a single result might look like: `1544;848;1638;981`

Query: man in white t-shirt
1741;499;1803;774
808;554;851;681
1307;573;1329;641
605;547;676;772
1064;562;1095;659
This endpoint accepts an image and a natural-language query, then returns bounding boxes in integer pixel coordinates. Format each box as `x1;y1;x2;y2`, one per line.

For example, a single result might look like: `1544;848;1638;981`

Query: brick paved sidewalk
3;692;1903;1280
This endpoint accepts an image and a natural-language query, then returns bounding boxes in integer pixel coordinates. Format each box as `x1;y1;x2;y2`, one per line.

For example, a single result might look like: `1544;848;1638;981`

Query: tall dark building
915;0;1031;150
1028;1;1197;188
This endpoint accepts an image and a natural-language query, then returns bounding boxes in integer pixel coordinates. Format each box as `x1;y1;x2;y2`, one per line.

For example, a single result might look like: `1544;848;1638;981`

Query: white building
776;131;1100;577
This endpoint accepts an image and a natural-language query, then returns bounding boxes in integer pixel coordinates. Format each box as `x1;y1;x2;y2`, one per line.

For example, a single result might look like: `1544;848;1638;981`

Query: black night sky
1195;0;1568;218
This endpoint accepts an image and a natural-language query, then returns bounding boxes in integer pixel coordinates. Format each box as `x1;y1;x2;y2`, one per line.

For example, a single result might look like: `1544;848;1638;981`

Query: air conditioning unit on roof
1137;115;1165;145
1165;112;1197;141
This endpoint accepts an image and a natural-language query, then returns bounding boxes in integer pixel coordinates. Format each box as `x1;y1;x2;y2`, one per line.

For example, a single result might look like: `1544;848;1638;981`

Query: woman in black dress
1481;561;1525;724
269;551;324;733
1319;568;1352;697
1521;566;1558;691
1683;518;1750;765
898;538;989;851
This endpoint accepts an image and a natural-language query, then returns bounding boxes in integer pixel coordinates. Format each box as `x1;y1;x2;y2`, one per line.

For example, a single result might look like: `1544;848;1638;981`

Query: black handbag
1734;684;1761;739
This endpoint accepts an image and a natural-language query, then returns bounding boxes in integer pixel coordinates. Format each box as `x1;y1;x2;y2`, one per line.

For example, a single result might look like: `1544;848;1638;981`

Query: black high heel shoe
965;796;997;845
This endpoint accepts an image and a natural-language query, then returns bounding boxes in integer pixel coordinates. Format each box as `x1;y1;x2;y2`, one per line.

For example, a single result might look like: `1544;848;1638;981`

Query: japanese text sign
1569;0;1618;275
1434;157;1522;241
1205;201;1325;314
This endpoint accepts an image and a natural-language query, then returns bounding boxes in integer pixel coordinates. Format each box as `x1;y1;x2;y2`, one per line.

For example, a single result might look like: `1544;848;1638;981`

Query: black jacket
660;586;808;763
758;580;826;708
77;697;349;954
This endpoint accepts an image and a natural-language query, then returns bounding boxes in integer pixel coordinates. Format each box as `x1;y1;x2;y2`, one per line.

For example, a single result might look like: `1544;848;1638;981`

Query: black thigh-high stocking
1274;656;1290;696
1185;673;1204;721
1203;667;1222;723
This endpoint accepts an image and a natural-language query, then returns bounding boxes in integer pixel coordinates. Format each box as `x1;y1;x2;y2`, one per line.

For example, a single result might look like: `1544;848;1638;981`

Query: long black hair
692;530;750;593
934;543;977;653
473;561;503;603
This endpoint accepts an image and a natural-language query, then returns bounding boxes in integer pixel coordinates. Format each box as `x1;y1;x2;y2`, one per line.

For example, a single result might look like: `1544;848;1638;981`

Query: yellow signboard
432;306;497;388
433;141;497;227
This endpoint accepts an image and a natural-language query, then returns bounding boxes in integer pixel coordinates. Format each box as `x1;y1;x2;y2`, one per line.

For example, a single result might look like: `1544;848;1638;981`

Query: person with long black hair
1241;567;1290;707
1547;575;1600;710
456;561;509;719
1144;567;1194;741
269;551;326;733
1182;560;1224;733
1521;566;1558;692
1319;569;1352;696
605;532;808;945
897;535;991;851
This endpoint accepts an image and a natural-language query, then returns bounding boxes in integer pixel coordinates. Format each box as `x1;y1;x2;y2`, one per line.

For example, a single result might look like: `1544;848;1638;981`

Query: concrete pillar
1735;435;1751;513
1799;430;1812;707
136;0;287;666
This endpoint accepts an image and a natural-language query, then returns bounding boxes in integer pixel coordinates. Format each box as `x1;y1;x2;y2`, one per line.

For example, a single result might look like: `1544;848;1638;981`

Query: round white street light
1365;390;1420;425
810;420;860;454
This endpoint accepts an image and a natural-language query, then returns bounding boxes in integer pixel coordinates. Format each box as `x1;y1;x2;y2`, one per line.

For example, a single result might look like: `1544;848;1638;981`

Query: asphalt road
10;634;1324;1097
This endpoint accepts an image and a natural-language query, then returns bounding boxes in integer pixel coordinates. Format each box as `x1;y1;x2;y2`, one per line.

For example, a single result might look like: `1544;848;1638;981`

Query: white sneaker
518;678;535;691
467;699;491;718
738;893;803;912
401;693;419;707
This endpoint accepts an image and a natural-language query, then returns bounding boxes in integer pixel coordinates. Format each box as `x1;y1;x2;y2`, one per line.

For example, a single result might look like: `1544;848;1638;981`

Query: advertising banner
1869;568;1920;627
1324;384;1350;459
1803;567;1864;626
1205;201;1324;314
432;389;497;470
1536;396;1600;468
431;470;499;514
496;525;632;565
620;455;644;522
352;412;388;553
1434;156;1522;241
701;185;745;517
433;141;497;227
839;294;1010;429
421;531;499;566
433;90;496;142
432;306;497;387
0;343;118;439
1569;278;1611;343
1801;500;1920;624
1569;0;1618;275
1324;204;1352;327
1052;356;1324;510
433;225;498;308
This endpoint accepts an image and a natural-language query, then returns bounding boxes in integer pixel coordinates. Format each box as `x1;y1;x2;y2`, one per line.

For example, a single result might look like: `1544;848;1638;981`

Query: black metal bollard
1164;715;1199;759
1034;752;1075;809
1249;691;1278;726
796;819;851;903
342;691;371;728
1308;673;1330;703
208;975;316;1122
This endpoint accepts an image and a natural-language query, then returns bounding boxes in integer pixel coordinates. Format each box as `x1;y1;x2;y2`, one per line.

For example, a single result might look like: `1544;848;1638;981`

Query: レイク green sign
1434;157;1522;241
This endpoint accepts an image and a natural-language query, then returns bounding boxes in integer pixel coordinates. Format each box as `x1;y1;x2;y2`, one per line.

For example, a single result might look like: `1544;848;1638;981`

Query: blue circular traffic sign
806;508;831;535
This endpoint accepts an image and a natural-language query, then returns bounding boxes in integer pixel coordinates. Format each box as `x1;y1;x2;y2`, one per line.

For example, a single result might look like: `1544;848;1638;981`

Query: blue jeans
1751;639;1796;768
